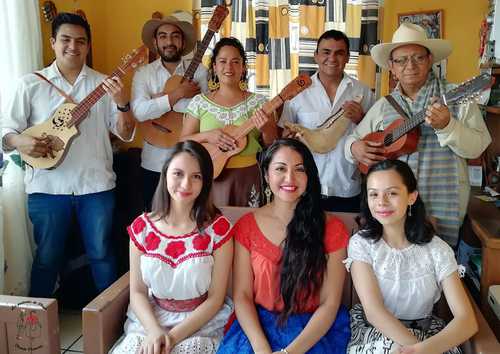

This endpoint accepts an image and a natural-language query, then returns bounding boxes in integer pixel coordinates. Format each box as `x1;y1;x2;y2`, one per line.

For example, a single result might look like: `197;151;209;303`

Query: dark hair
357;159;434;244
150;140;217;229
316;29;350;53
208;37;248;86
259;138;326;324
52;12;91;43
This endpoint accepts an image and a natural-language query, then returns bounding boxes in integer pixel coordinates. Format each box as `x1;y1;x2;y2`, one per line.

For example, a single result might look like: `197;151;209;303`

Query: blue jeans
28;190;117;297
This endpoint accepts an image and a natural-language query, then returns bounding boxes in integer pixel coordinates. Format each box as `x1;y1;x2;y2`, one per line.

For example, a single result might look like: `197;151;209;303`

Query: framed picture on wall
398;10;443;39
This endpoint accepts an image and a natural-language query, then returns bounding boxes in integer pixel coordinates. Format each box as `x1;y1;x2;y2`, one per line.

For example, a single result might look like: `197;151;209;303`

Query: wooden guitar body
20;103;79;169
139;75;185;148
202;126;248;178
358;118;420;174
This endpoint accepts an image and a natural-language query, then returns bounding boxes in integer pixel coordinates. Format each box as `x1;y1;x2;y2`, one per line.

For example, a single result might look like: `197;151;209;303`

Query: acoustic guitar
20;46;147;170
358;73;494;174
203;74;313;179
140;5;229;149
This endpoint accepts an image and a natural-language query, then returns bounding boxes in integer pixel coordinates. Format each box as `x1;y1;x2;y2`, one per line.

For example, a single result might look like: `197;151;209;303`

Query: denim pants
28;190;117;297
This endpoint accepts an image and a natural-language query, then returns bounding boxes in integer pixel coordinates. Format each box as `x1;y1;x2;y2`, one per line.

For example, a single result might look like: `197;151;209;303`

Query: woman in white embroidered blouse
345;160;477;354
110;140;233;354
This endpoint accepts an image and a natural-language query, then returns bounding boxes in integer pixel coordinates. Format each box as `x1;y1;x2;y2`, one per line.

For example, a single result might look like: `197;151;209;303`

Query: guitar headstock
120;46;148;72
444;73;494;105
207;5;229;32
41;1;57;23
278;74;312;101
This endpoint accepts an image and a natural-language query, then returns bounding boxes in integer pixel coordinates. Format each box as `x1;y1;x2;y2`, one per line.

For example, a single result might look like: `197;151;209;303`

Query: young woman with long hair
217;138;350;354
110;140;233;354
346;159;477;354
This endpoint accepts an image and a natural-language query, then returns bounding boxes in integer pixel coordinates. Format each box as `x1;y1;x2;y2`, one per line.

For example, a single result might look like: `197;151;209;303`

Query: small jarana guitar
203;74;313;179
358;73;494;174
20;46;147;170
139;4;229;149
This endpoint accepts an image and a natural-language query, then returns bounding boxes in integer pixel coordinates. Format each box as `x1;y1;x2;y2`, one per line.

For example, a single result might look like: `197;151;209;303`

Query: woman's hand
206;128;237;151
139;327;173;354
251;108;271;130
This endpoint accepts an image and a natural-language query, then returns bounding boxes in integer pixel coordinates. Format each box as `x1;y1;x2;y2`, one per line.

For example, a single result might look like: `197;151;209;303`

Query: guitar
358;73;494;174
20;46;147;170
203;74;313;179
41;1;57;22
139;4;229;149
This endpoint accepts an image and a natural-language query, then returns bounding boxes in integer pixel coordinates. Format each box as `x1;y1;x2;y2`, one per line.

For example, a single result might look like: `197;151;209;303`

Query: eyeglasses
390;54;429;67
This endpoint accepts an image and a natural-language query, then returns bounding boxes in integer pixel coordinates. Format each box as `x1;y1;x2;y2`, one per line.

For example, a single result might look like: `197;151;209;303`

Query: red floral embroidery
212;217;230;236
145;232;161;251
192;234;211;251
165;241;186;259
132;217;146;234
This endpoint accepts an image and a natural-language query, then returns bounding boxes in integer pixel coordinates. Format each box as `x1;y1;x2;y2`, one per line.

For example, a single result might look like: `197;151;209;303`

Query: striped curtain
193;0;379;98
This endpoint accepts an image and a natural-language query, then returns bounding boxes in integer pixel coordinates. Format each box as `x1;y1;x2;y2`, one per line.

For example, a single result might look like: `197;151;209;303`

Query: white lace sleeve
344;233;372;272
430;236;459;284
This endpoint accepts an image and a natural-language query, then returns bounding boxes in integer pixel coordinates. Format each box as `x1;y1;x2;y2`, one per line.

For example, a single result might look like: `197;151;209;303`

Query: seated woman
217;138;350;354
345;159;478;354
180;37;278;207
110;141;233;354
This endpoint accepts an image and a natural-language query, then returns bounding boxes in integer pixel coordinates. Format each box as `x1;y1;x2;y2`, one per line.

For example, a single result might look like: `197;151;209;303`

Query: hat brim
142;17;196;56
370;39;452;69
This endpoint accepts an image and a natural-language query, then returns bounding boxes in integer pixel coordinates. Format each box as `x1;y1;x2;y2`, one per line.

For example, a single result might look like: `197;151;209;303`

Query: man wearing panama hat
344;22;491;246
131;11;208;211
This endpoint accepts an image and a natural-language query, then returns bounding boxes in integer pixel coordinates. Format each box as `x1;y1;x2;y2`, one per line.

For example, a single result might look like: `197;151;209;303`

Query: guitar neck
390;96;443;142
69;67;126;127
231;95;284;141
183;29;216;81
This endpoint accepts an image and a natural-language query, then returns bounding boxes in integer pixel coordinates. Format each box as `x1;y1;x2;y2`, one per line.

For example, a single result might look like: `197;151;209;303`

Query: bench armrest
82;272;130;354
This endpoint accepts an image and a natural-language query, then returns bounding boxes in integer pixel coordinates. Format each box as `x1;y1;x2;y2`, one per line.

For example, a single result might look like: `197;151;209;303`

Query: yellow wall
380;0;489;94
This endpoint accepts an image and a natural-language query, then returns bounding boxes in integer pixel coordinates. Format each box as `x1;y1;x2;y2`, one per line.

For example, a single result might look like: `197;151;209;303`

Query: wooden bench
82;207;500;354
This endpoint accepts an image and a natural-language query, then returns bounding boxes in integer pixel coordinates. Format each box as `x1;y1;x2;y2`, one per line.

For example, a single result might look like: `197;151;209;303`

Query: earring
408;204;412;216
208;73;220;91
239;73;248;91
264;185;272;204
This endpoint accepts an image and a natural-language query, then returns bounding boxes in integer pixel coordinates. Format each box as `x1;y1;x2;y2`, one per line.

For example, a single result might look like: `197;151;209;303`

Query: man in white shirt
2;13;136;297
280;30;375;212
132;12;208;211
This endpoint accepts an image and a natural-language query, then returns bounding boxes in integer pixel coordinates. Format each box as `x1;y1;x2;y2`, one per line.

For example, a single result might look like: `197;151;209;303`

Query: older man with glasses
344;22;491;247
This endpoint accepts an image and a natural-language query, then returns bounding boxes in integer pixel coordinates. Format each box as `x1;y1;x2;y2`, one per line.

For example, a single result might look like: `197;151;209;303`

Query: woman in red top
217;138;350;354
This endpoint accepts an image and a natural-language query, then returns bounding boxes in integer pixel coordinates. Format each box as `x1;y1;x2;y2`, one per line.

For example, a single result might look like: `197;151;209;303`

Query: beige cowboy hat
371;22;452;69
141;11;196;56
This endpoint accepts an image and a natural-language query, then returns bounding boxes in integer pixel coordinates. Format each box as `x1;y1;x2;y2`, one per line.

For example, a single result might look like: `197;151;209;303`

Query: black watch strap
117;102;130;112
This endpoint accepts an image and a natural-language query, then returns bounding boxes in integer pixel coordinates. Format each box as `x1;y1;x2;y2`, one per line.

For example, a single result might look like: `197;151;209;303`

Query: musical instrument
203;74;312;179
358;73;494;174
19;46;147;170
140;5;229;148
284;95;363;154
41;1;57;22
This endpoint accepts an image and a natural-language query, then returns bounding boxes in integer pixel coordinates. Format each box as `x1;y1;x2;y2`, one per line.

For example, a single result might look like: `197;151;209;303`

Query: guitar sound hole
52;116;65;128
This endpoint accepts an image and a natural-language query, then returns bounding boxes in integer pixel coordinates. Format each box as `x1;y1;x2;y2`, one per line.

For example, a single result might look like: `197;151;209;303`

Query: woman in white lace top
345;159;477;354
110;141;233;354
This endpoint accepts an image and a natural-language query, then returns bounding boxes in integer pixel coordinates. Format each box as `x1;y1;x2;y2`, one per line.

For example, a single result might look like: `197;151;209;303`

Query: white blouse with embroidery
345;233;463;320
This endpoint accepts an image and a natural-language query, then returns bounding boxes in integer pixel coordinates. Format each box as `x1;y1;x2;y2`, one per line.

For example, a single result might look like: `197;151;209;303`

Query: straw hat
371;22;452;69
141;11;196;56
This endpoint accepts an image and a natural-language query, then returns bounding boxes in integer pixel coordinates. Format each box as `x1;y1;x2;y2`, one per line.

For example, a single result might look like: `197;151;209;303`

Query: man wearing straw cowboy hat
131;11;208;211
344;22;491;246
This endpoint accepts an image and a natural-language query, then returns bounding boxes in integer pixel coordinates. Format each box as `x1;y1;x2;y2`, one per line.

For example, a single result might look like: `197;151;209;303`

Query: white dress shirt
1;62;133;195
131;58;208;172
279;72;375;198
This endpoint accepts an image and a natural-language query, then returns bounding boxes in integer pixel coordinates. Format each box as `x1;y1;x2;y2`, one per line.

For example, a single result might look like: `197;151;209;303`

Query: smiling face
266;146;308;204
154;23;185;63
366;169;418;228
50;24;89;71
166;152;203;205
314;38;349;80
212;45;246;87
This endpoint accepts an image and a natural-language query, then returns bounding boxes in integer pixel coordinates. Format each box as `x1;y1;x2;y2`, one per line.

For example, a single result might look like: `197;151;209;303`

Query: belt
153;293;208;312
226;154;257;169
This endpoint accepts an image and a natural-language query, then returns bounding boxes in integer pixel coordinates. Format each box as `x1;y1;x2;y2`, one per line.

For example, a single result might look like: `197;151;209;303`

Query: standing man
345;23;491;246
2;13;136;297
132;11;207;211
280;30;375;212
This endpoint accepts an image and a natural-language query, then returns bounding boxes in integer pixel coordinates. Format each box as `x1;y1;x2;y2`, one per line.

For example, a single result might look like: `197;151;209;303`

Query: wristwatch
117;102;130;112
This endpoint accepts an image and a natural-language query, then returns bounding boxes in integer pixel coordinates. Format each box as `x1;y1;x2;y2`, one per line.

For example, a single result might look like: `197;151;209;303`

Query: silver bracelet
280;349;289;354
